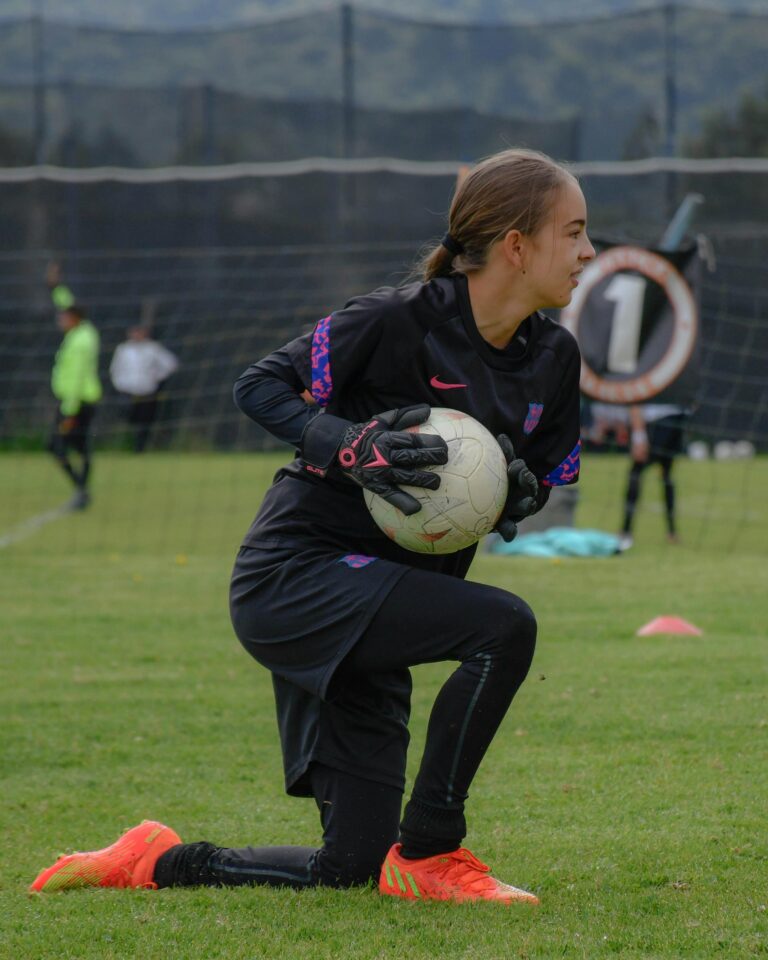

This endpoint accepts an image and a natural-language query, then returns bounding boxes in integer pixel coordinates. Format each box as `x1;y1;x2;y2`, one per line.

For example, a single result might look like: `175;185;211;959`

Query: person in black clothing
618;403;689;551
31;148;595;904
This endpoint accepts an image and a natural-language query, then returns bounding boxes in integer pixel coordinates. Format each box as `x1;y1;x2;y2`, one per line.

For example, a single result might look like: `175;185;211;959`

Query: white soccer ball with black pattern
364;408;509;555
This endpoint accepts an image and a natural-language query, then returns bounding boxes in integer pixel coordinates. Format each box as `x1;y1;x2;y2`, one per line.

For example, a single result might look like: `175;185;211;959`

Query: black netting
0;167;766;452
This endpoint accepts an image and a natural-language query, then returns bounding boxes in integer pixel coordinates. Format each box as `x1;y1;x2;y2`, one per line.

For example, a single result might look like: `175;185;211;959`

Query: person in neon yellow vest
47;274;102;509
47;259;76;311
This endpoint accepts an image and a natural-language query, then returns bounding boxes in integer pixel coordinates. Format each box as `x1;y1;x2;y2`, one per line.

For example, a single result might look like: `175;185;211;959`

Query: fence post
340;1;355;160
202;83;216;164
32;5;47;164
338;2;357;238
663;1;677;158
663;1;678;218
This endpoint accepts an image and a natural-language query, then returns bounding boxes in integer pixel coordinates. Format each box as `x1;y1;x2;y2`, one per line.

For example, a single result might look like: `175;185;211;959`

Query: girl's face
524;177;595;309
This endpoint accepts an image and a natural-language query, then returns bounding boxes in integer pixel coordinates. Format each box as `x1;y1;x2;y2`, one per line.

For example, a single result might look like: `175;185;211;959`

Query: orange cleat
30;820;182;893
379;843;539;905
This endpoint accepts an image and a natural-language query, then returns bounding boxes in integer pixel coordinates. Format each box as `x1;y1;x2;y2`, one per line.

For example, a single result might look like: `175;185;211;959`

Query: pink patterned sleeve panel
542;439;581;487
310;315;333;406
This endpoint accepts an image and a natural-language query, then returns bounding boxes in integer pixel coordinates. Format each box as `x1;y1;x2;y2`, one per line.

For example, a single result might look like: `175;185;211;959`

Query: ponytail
420;243;458;281
417;148;574;282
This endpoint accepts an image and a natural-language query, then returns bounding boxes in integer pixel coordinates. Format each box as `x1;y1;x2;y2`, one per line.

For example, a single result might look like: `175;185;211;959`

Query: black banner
560;242;702;406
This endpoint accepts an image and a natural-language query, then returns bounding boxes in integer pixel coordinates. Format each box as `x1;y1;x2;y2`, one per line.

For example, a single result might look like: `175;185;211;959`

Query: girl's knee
484;594;537;665
315;841;390;888
510;599;537;664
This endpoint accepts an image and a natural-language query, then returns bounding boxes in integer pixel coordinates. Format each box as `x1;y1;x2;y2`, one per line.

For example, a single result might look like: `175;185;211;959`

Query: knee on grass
314;843;390;888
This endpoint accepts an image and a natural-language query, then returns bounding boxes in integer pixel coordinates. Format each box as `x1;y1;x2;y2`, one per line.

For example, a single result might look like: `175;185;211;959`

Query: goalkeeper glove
494;434;540;542
301;403;448;516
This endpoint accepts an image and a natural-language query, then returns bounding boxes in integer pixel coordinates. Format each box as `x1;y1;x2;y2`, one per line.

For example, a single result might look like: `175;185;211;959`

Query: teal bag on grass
488;527;620;558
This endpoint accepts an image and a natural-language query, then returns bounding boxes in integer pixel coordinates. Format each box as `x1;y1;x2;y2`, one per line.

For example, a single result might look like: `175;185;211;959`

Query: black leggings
155;567;537;888
622;413;686;537
48;404;96;491
622;455;676;536
154;764;401;889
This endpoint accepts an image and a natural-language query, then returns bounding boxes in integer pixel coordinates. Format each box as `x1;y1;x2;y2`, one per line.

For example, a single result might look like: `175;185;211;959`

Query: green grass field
1;451;766;959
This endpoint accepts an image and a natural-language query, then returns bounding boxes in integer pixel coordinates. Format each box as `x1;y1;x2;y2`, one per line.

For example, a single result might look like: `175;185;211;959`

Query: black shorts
48;403;96;458
230;543;407;700
229;543;409;795
127;395;159;426
647;414;687;460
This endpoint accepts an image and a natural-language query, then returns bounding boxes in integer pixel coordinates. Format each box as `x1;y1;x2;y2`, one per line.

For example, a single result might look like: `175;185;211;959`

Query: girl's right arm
234;344;446;515
233;347;322;447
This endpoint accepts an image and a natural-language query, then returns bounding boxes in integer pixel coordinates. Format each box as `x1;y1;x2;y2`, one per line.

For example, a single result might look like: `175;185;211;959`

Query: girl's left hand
494;434;539;542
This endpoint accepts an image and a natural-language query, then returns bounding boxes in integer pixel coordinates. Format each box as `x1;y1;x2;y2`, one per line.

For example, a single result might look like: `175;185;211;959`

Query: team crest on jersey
339;554;377;568
523;402;544;435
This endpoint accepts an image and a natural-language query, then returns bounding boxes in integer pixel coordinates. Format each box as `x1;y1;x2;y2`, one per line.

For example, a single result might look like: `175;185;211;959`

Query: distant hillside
0;1;766;164
0;0;765;29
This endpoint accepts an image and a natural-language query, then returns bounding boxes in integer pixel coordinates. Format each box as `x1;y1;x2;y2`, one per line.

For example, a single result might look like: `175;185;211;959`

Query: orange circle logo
560;246;698;403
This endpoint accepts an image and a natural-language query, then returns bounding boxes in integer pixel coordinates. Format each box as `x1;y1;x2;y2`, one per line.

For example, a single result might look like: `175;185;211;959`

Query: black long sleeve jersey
235;273;581;569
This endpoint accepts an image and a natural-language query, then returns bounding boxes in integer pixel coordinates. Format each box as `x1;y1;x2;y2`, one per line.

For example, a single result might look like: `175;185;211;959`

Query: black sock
398;797;465;860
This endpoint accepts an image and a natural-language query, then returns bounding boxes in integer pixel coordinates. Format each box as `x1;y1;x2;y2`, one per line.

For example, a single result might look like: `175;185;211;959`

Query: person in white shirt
110;326;179;452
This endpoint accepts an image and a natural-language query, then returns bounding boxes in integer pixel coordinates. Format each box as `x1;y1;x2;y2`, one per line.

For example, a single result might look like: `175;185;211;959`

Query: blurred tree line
0;6;766;167
621;84;768;159
684;81;768;157
3;84;766;166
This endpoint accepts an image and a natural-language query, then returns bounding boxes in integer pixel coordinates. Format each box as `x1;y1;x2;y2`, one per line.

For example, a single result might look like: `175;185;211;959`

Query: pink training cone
636;616;703;637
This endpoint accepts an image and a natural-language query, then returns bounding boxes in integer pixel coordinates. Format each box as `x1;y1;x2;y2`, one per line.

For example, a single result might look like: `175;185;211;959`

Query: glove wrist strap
300;412;351;477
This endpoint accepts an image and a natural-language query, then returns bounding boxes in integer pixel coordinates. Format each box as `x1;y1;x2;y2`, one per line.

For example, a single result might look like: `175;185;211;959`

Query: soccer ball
364;408;508;554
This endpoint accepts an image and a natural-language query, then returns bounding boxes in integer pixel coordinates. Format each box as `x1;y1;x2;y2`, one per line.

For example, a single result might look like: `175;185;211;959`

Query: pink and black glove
494;434;541;542
301;404;448;515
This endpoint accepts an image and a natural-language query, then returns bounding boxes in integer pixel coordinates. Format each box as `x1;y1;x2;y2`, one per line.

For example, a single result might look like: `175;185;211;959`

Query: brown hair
420;148;574;281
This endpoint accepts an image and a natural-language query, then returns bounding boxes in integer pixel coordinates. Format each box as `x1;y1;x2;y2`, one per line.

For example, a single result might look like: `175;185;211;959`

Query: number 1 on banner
604;274;646;373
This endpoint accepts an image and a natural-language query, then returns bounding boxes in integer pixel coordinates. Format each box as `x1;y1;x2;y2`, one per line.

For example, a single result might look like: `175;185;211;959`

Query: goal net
0;157;765;553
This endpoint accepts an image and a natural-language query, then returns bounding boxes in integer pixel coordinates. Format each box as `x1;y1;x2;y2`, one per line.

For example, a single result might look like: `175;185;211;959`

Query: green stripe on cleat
405;872;421;898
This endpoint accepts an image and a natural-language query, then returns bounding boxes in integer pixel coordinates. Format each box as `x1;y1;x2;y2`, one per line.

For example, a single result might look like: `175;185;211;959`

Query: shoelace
430;848;498;894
